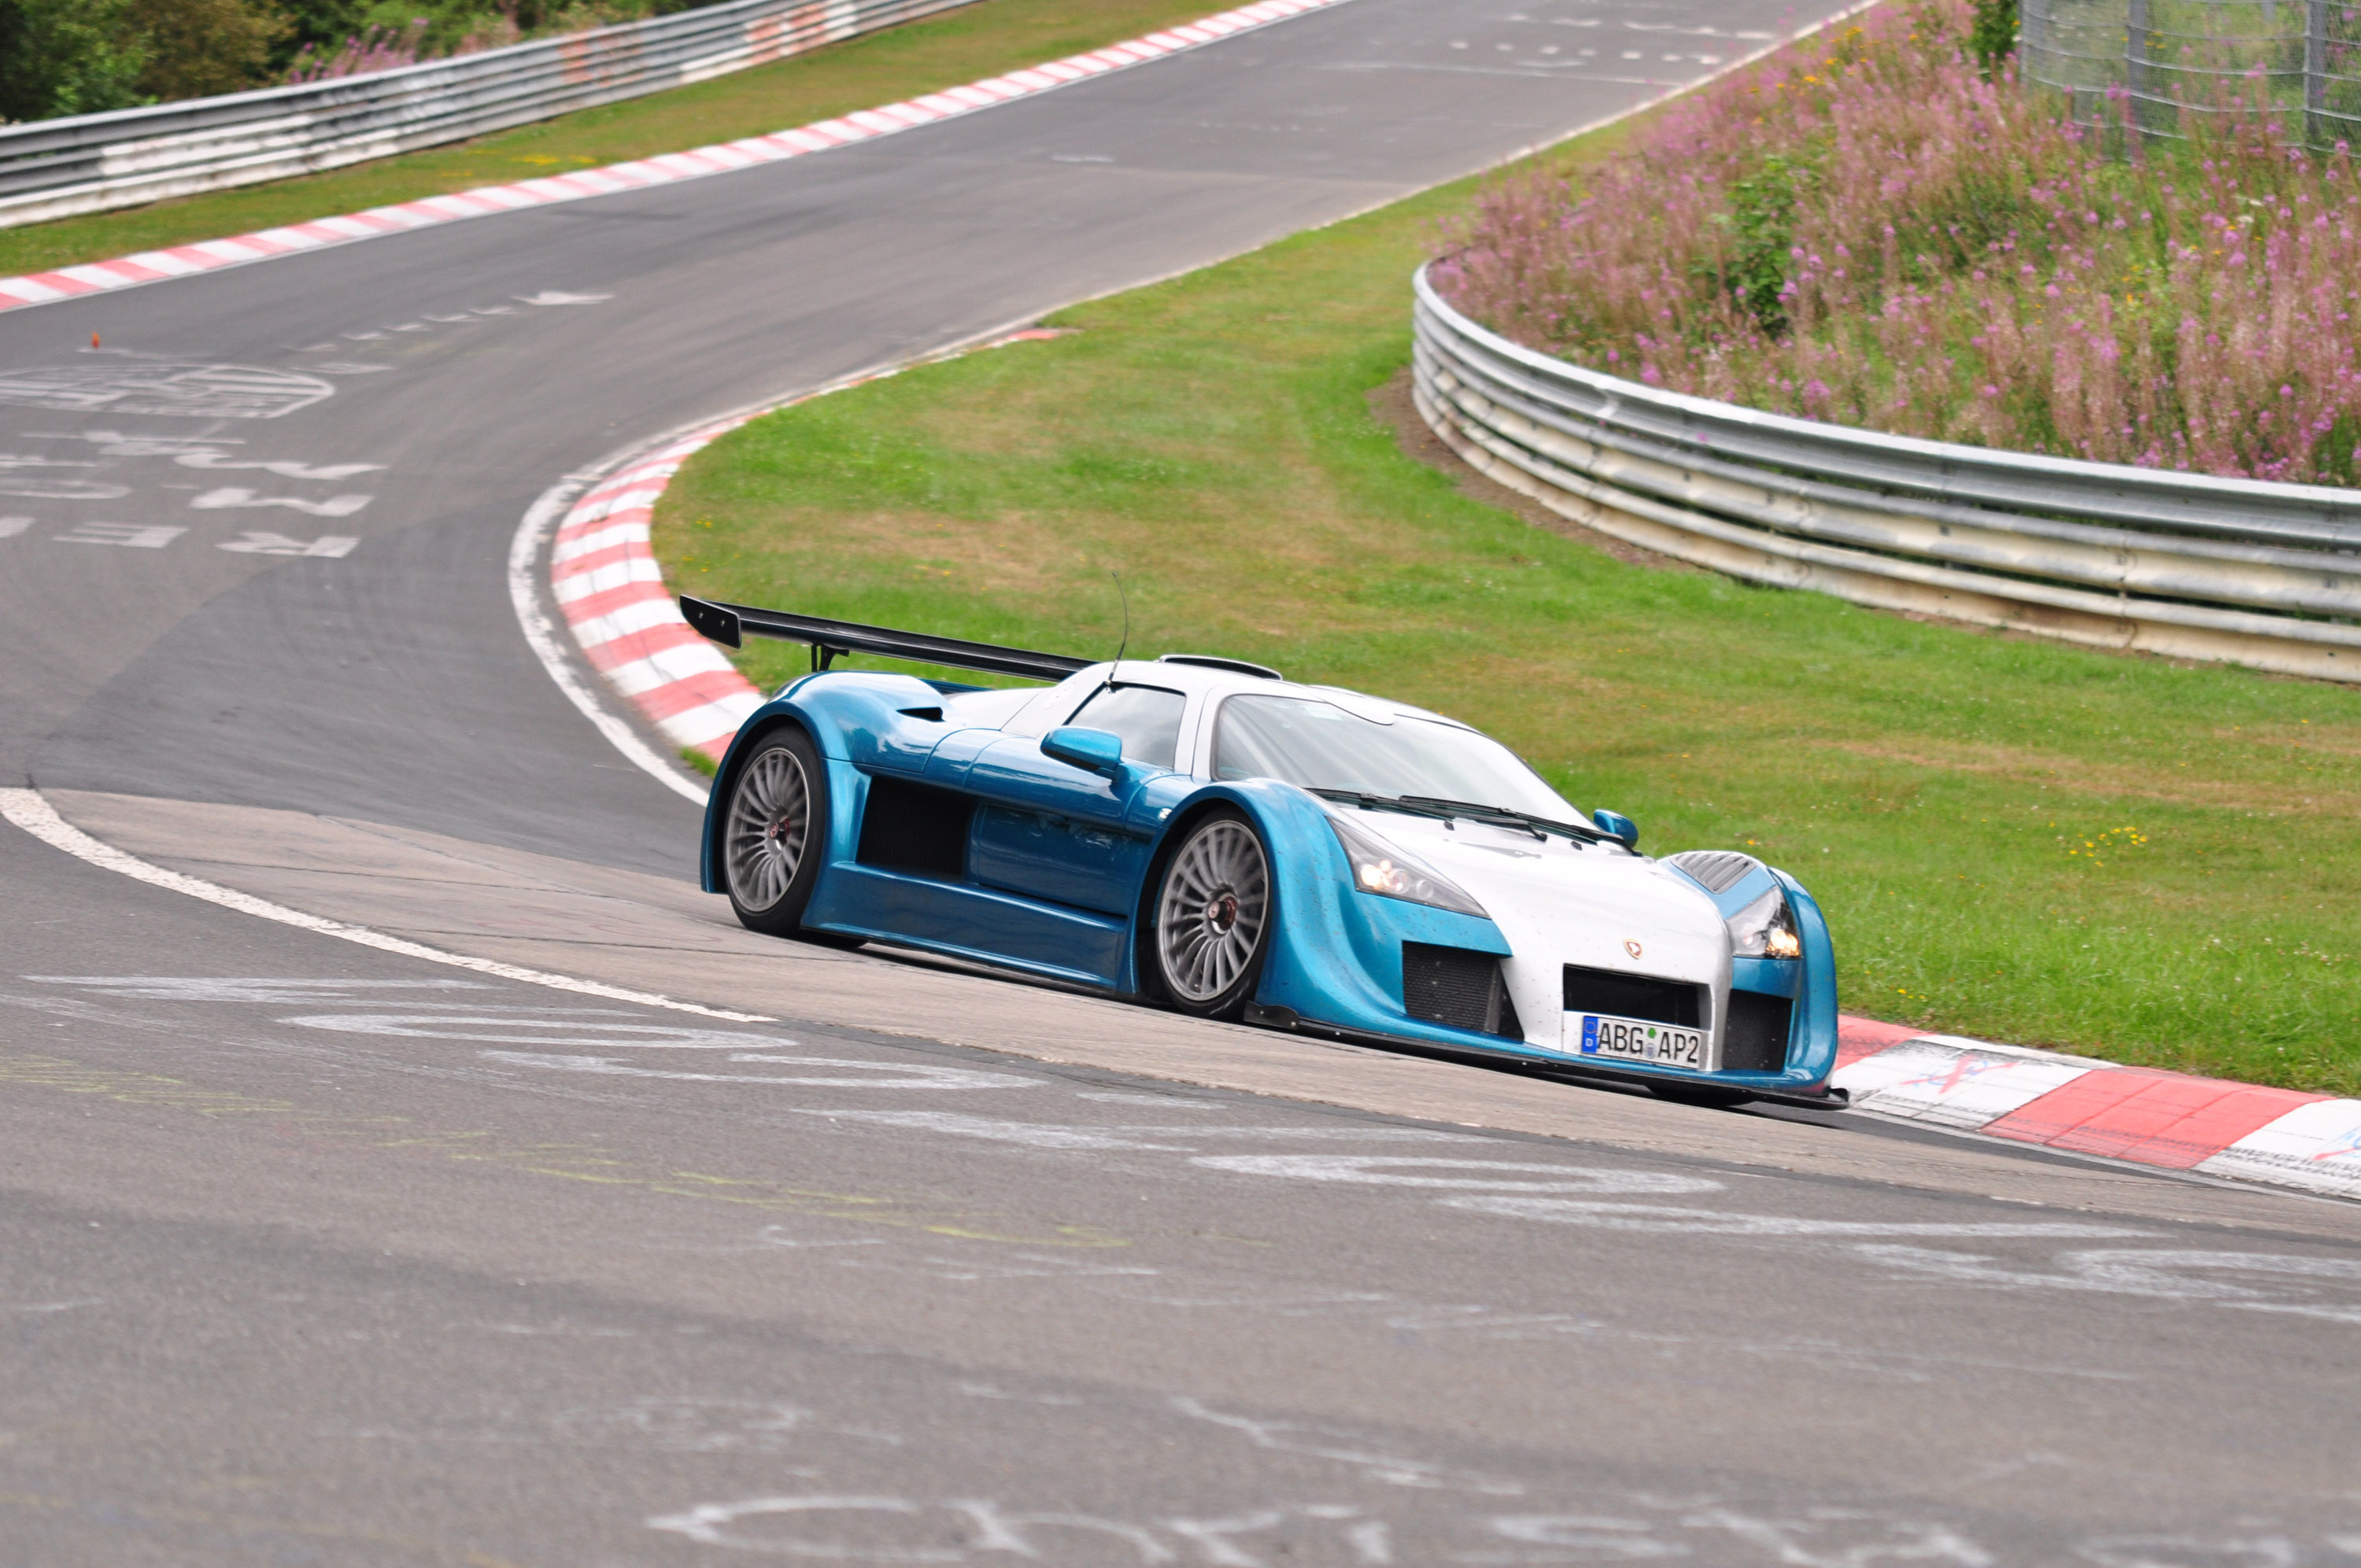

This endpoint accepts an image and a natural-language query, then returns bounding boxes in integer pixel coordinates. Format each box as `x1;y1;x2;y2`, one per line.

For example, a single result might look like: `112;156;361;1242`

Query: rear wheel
1151;811;1273;1019
721;727;829;936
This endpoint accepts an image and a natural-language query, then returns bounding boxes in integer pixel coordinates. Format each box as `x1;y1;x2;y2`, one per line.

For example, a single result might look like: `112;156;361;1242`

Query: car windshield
1212;694;1579;823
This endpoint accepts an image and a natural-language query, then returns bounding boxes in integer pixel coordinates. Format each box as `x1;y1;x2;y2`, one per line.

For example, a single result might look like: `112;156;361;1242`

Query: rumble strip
1832;1018;2361;1201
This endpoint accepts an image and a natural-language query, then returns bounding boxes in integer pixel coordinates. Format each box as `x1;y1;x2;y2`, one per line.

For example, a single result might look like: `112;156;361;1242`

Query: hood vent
1665;850;1764;895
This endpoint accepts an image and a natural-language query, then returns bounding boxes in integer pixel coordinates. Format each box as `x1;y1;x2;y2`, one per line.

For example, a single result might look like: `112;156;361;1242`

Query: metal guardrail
1410;265;2361;684
0;0;979;231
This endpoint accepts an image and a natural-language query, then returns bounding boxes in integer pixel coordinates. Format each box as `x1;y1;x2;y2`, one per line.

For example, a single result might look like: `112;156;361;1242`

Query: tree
0;0;148;122
131;0;290;101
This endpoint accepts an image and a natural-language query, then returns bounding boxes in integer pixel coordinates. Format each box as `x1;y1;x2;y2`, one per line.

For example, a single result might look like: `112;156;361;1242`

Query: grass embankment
652;129;2361;1097
0;0;1226;280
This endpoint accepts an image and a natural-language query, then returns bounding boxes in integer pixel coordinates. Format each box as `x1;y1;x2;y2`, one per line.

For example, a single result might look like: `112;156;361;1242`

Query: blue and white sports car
681;597;1841;1107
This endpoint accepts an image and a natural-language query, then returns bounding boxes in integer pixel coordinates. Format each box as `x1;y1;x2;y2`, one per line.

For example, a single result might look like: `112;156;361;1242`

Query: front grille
1403;943;1522;1039
1561;965;1705;1028
1722;990;1792;1073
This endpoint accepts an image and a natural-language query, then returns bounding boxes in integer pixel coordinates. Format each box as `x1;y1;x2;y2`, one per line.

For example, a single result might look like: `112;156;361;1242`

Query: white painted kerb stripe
1832;1038;2098;1131
552;556;664;603
656;694;766;747
551;519;651;566
605;642;744;697
570;595;696;650
2197;1100;2361;1199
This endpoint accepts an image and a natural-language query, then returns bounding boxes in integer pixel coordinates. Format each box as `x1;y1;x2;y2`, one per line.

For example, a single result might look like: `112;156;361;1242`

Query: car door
965;684;1188;917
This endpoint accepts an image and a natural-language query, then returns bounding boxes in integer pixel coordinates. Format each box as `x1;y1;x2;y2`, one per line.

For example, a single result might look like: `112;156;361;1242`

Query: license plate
1570;1013;1706;1069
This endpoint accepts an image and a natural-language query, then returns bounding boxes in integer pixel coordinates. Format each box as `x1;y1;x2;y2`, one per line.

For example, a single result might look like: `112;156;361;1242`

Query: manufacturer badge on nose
1624;939;1643;959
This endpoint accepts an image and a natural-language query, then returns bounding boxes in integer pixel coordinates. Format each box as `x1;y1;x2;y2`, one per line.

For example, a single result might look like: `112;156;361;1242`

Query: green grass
651;127;2361;1098
0;0;1229;280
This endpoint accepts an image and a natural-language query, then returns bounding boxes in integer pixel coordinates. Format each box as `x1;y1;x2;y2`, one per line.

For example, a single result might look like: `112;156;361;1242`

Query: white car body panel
1334;808;1732;1061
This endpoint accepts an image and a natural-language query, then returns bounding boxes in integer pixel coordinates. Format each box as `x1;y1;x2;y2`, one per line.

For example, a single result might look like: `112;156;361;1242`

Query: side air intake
1403;943;1523;1040
1721;990;1792;1073
855;776;972;878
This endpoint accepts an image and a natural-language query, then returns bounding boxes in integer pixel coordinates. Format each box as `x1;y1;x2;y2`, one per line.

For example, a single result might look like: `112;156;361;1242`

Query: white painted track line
0;786;771;1022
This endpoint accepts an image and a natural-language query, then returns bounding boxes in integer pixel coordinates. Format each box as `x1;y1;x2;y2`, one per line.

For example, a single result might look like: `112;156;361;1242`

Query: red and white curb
1832;1017;2361;1201
551;415;768;764
0;0;1354;315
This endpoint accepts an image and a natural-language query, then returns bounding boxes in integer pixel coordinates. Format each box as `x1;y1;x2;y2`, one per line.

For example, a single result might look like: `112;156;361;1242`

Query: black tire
720;726;829;936
1147;810;1273;1020
1646;1082;1755;1110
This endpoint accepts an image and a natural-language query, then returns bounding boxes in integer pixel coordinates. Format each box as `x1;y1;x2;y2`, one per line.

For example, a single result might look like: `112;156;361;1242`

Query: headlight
1326;810;1487;918
1727;886;1801;959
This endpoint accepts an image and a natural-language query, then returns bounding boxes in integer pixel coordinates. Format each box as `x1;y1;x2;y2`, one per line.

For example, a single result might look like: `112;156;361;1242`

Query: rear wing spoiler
678;596;1092;683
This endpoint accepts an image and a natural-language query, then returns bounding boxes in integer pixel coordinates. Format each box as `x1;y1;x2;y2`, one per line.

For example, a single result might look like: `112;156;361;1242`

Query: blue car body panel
701;669;1840;1098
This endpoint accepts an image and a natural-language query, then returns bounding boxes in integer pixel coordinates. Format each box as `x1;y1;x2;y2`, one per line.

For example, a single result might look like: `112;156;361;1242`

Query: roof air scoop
1158;653;1282;679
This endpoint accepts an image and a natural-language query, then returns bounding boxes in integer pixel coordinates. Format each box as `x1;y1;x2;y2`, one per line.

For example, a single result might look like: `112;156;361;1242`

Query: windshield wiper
1308;788;1460;825
1311;788;1602;843
1397;795;1605;843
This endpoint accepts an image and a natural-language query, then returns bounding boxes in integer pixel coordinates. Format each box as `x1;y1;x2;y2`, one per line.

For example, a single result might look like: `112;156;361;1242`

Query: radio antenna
1096;572;1129;701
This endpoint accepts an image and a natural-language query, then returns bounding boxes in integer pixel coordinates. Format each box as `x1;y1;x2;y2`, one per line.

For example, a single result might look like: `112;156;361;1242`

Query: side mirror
1591;808;1639;850
1041;725;1125;779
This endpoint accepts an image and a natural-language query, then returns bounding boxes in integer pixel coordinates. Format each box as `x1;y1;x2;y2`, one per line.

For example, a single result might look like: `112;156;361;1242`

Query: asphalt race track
4;2;2360;1562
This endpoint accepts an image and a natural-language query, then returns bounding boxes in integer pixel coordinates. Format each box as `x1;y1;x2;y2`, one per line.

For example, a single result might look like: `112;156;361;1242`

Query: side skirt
810;921;1134;996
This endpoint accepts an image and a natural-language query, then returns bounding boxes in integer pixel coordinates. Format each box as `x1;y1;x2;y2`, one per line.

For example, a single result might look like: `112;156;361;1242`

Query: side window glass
1066;684;1187;772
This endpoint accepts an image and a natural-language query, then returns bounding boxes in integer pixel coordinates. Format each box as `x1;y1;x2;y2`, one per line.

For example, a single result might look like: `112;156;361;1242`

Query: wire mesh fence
2023;0;2361;145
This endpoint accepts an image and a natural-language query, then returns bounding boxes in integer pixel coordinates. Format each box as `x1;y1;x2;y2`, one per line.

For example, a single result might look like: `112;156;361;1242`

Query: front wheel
721;726;829;936
1150;811;1273;1019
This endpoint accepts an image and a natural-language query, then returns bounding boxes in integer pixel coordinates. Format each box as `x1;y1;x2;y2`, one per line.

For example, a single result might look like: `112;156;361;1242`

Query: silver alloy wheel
1155;818;1270;1004
723;745;811;913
